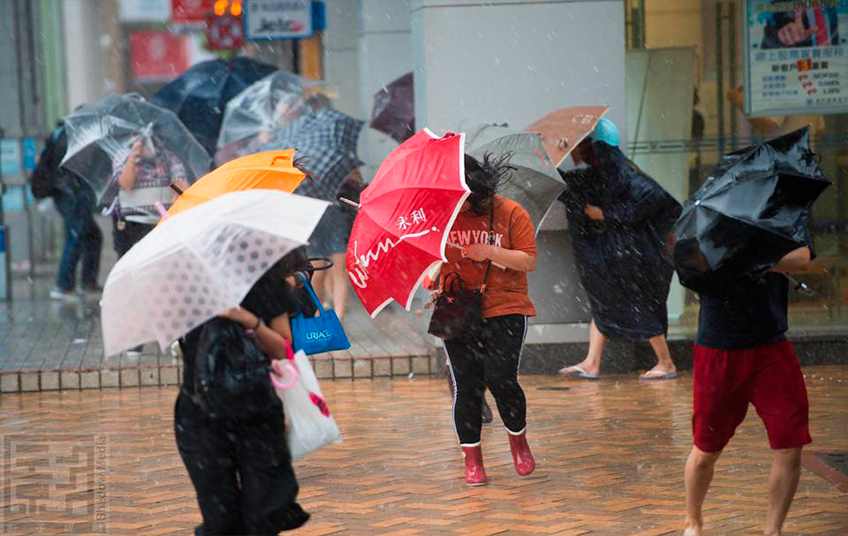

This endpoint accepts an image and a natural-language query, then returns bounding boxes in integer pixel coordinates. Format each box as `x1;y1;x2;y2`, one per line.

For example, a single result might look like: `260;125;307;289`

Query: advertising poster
744;0;848;116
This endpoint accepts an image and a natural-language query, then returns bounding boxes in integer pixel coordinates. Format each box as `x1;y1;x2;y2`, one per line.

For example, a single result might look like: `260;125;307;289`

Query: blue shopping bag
291;277;351;355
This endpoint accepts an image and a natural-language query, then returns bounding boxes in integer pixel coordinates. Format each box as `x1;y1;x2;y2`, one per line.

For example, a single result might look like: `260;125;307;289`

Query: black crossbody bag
428;208;494;340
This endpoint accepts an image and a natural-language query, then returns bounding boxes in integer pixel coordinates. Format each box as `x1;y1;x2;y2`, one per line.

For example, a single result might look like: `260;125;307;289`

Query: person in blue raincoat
557;119;682;380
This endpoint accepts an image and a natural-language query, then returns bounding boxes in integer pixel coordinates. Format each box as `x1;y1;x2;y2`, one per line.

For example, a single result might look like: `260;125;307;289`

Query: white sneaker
50;288;81;303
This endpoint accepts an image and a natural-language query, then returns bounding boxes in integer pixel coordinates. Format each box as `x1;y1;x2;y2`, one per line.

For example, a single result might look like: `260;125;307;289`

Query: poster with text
744;0;848;116
245;0;313;40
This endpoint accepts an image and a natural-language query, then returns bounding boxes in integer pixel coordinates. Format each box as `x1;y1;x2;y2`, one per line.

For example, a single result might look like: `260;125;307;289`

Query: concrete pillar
357;0;413;180
62;0;110;110
322;0;360;116
411;0;627;340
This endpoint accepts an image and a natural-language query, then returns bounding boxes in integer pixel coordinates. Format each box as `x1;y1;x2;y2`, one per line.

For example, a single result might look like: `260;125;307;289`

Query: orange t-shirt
442;195;537;318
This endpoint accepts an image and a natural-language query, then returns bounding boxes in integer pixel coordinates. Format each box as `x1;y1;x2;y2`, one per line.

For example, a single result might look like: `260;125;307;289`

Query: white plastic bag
276;350;341;460
37;198;61;220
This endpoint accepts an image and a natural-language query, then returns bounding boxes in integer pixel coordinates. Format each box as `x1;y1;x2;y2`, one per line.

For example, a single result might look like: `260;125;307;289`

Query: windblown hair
464;152;515;215
292;155;316;183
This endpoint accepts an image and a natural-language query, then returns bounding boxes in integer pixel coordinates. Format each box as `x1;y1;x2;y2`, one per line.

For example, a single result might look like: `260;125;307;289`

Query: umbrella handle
339;197;361;209
154;202;169;220
785;274;814;296
446;242;507;270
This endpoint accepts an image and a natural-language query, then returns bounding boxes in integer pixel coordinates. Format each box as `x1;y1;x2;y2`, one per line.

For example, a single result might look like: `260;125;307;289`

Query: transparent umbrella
216;71;327;165
60;93;211;205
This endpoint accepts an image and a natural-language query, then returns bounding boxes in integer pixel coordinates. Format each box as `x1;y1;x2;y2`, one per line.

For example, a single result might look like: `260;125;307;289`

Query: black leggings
174;390;309;535
444;314;528;445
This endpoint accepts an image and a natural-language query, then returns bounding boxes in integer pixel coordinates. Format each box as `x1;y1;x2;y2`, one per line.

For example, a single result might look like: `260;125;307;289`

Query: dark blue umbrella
151;58;277;155
258;108;364;202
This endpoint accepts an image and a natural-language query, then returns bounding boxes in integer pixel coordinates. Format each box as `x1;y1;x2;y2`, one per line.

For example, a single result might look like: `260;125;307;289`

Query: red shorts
692;339;811;453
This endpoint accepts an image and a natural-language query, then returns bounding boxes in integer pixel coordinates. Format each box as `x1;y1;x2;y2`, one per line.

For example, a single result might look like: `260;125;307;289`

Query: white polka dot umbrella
101;189;328;356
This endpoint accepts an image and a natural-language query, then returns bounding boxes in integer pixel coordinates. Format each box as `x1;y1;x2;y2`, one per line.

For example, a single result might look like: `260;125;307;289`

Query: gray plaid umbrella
464;123;566;232
61;93;211;204
258;108;364;201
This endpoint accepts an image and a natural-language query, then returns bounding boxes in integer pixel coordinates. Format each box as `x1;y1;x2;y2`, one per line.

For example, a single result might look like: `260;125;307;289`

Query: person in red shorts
683;245;814;536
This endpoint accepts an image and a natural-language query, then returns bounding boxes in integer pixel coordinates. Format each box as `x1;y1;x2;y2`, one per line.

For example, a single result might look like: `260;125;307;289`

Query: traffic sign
206;14;245;51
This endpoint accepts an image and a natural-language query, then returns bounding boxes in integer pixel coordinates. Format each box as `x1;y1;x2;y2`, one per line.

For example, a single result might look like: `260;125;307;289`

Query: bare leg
329;253;349;321
311;269;329;311
764;447;802;536
559;319;605;376
684;445;721;536
642;334;677;376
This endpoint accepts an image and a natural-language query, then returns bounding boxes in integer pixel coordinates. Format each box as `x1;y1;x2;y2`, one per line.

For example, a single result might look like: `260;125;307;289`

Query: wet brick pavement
1;367;846;535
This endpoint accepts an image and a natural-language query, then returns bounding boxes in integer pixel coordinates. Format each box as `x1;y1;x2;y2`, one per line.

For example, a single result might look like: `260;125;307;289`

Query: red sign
172;0;214;24
130;31;190;81
206;14;244;51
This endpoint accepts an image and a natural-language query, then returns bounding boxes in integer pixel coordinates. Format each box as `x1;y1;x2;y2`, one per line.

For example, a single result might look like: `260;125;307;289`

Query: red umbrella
346;129;469;317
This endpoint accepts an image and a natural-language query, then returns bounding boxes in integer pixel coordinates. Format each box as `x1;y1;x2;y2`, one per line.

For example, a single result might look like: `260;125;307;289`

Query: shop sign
244;0;313;40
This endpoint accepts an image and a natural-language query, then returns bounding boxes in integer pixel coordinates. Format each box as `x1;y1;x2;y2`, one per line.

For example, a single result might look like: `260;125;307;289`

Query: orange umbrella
166;149;306;217
525;106;609;167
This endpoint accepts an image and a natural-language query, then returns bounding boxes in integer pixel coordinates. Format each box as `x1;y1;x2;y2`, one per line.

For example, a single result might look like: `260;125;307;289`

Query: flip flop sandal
639;370;679;380
558;365;599;380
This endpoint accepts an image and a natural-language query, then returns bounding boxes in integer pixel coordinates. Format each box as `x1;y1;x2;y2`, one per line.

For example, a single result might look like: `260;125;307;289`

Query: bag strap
442;271;466;294
298;274;325;317
480;205;494;293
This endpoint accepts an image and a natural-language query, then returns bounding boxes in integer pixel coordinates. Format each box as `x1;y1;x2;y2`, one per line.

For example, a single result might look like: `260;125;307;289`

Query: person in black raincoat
175;247;317;535
557;119;682;380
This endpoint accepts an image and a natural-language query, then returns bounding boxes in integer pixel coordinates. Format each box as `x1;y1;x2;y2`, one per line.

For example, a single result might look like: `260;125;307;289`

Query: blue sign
2;186;26;213
0;139;21;177
0;226;6;300
22;138;38;173
245;0;314;40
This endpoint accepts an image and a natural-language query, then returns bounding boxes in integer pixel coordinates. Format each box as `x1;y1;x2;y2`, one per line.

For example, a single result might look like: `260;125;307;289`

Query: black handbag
428;209;494;340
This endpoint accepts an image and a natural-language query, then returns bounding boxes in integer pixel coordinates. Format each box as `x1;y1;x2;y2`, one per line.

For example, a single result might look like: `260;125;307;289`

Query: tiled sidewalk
1;367;846;535
0;273;438;393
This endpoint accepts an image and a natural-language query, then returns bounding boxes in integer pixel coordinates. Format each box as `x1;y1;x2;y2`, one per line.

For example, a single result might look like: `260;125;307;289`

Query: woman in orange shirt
440;154;537;486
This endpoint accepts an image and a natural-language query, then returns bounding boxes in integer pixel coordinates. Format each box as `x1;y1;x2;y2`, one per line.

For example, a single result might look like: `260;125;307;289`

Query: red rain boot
461;444;487;486
507;429;536;476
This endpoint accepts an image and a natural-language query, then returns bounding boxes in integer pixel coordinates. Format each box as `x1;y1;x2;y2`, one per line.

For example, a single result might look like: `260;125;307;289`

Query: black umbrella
370;72;414;143
673;127;830;294
151;58;277;155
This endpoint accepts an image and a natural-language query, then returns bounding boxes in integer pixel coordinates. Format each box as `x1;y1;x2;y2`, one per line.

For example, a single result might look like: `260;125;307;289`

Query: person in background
557;119;682;380
30;122;103;302
111;137;190;357
683;244;815;536
439;153;537;486
309;169;363;322
175;247;315;535
111;137;189;258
